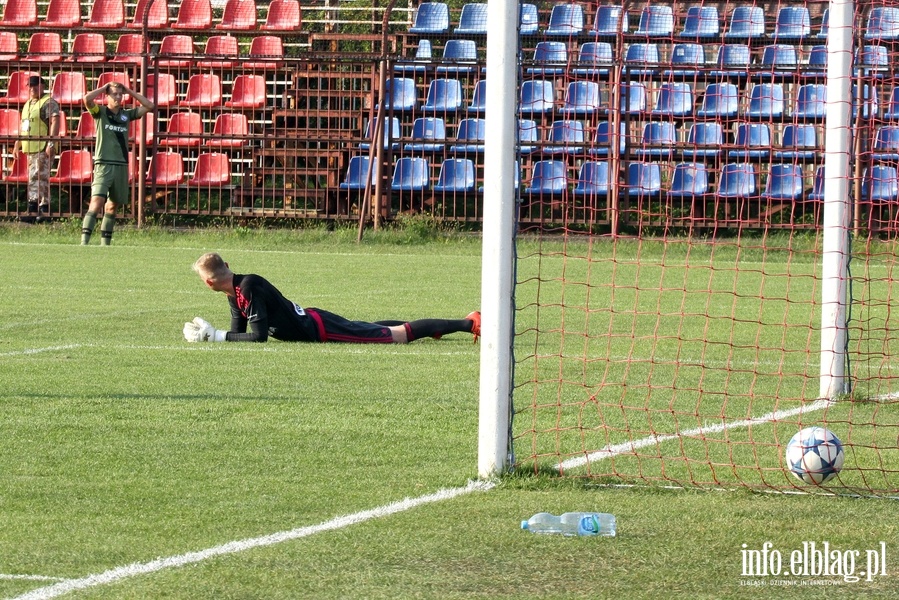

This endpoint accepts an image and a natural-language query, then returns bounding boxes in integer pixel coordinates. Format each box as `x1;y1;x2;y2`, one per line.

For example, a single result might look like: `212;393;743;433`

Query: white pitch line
0;576;67;582
0;345;83;358
558;398;834;472
11;480;496;600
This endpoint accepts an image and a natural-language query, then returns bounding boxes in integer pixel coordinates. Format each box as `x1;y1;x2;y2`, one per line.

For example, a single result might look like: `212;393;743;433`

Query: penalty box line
11;480;495;600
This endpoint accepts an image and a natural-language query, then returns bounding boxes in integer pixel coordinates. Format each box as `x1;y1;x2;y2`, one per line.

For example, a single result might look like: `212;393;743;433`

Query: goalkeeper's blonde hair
193;252;231;282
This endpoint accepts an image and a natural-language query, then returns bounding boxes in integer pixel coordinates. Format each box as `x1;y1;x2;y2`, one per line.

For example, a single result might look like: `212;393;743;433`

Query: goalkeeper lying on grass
184;252;481;344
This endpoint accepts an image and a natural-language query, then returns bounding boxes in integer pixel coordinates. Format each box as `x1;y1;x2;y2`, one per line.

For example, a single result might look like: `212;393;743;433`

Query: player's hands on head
183;317;226;342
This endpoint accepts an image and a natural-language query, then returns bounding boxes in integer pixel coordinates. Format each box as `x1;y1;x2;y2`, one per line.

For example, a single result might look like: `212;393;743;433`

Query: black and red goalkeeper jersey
227;274;320;342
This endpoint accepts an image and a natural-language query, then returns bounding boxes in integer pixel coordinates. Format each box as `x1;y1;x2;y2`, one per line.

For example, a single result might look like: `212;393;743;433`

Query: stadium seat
49;150;92;184
775;124;818;162
73;111;96;140
543;119;586;155
623;43;660;77
394;39;432;75
803;46;828;79
518;3;539;35
244;36;285;70
0;0;37;27
224;74;267;109
340;156;377;190
41;0;81;28
771;6;811;41
173;0;213;30
449;118;486;154
436;40;478;74
667;162;710;199
0;32;18;61
808;165;825;201
359;116;401;151
128;0;168;29
728;123;773;161
25;33;63;62
527;41;568;76
262;0;301;31
651;82;694;117
865;7;899;41
420;78;463;114
188;152;232;186
544;3;585;37
51;72;87;107
664;43;706;79
525;160;567;196
724;6;765;39
0;108;20;137
196;36;240;70
518;118;538;154
696;82;739;119
433;158;475;193
147;151;185;186
716;163;757;199
793;84;826;121
885;87;899;120
455;3;487;35
710;44;751;78
206;113;249;148
626;162;662;198
572;42;613;77
408;2;449;34
391;157;430;191
560;81;601;116
746;83;785;119
158;35;195;69
129;111;154;145
589;4;628;36
520;80;556;115
758;45;799;80
683;122;724;159
70;33;107;63
111;34;147;64
872;126;899;161
817;9;829;38
588;121;625;158
4;155;29;183
864;165;899;202
573;161;610;198
762;164;805;201
616;81;648;115
853;84;879;119
85;0;125;28
0;71;41;105
97;72;132;103
679;6;718;38
634;6;674;37
217;0;257;30
403;117;446;153
145;73;178;108
634;121;676;159
158;112;204;147
379;77;417;112
466;80;486;114
180;74;222;108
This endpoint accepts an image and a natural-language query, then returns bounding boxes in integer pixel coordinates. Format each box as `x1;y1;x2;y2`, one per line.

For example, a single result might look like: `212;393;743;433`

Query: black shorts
306;308;396;343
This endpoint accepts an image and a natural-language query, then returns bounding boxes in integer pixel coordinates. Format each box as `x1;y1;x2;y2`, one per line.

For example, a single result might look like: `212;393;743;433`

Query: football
785;427;845;485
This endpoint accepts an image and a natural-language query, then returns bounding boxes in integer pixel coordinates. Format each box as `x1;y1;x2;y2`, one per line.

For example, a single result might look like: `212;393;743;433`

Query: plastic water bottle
520;512;617;537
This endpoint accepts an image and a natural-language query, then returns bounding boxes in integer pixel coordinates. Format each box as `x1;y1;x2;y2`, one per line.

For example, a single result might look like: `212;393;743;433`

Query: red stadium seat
243;36;285;70
217;0;257;30
57;109;68;137
25;32;63;62
0;32;19;61
129;111;154;145
73;111;96;140
70;33;107;63
147;151;185;186
4;155;29;182
40;0;82;28
128;0;168;29
224;74;266;109
0;0;37;27
110;34;147;64
50;150;93;184
145;73;177;108
172;0;212;30
179;74;222;108
196;36;239;69
0;108;19;135
0;71;41;105
157;111;204;147
206;113;248;148
85;0;125;28
158;35;195;69
188;152;232;186
262;0;301;31
51;72;87;106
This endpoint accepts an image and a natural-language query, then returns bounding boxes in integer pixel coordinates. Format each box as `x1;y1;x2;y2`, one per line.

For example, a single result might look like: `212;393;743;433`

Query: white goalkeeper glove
183;317;227;342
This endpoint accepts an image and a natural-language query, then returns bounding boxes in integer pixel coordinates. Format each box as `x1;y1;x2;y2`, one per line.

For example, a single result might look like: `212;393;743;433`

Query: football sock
100;215;115;246
81;211;97;245
374;320;405;326
406;319;472;341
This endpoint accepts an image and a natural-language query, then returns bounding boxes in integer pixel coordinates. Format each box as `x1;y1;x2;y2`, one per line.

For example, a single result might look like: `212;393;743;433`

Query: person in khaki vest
12;75;60;221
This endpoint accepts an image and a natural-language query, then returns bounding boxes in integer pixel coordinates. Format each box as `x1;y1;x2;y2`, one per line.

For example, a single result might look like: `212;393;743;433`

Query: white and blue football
785;427;845;485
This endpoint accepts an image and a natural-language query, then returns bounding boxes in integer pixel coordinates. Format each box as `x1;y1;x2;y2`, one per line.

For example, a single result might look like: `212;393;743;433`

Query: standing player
80;82;156;246
183;252;481;344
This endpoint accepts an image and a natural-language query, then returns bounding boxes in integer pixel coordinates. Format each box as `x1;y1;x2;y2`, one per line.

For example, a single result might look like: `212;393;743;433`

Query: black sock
407;319;472;342
374;320;405;326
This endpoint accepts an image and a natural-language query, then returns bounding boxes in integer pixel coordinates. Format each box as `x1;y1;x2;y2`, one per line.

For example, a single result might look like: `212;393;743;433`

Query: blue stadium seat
403;117;446;153
762;164;805;201
679;6;719;38
616;81;648;115
886;87;899;120
803;46;827;80
683;122;724;160
394;39;432;75
663;43;706;79
572;42;613;77
758;45;798;80
544;3;584;37
667;163;710;199
433;158;475;193
519;3;539;35
863;165;899;202
520;79;556;115
728;123;772;161
526;41;568;76
634;6;673;37
573;161;610;198
589;121;626;157
710;44;751;78
853;84;879;119
696;83;739;119
808;166;825;201
634;121;677;159
725;6;765;40
717;163;757;199
627;162;662;198
793;84;826;121
651;82;694;117
467;80;486;114
525;160;567;196
379;77;417;112
408;2;449;34
865;7;899;41
817;9;829;38
518;118;539;154
454;2;487;35
560;81;602;115
771;6;810;41
855;45;889;77
589;5;628;36
450;118;486;154
436;39;478;74
746;83;785;119
391;157;430;191
774;124;818;162
543;119;586;155
340;155;375;190
872;126;899;162
360;116;401;151
420;78;463;113
623;43;660;77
